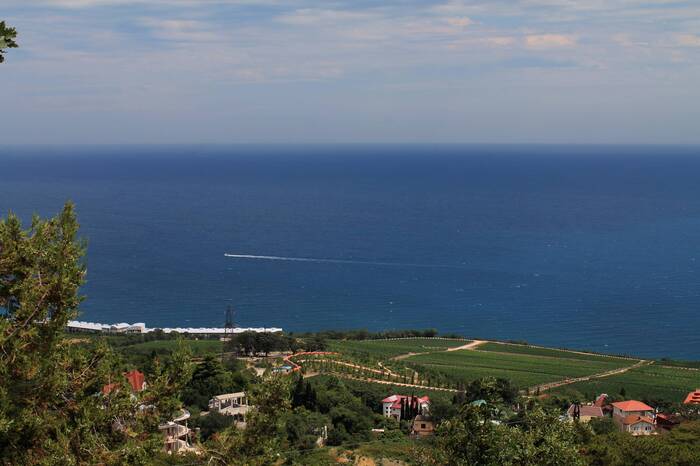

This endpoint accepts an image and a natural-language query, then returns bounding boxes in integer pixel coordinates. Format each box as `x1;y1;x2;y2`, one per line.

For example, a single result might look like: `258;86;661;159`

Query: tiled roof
621;415;654;426
124;370;146;392
683;389;700;405
381;394;430;404
611;400;654;412
567;405;604;417
102;370;146;395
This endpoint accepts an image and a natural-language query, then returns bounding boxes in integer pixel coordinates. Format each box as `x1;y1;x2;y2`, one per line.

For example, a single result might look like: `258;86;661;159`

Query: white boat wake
224;253;467;269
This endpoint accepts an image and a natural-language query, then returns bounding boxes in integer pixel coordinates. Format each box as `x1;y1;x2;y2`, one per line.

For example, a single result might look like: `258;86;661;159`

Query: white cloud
445;17;474;27
484;36;516;47
275;9;376;26
676;34;700;47
139;18;224;43
525;34;576;48
24;0;283;7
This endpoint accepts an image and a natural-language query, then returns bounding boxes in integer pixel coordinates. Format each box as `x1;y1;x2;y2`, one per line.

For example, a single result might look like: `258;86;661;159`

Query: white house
208;392;251;426
381;395;430;421
159;409;197;454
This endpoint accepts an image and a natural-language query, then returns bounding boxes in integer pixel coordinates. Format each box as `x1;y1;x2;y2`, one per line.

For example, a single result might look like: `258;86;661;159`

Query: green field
478;342;632;363
311;374;455;404
327;338;467;359
404;349;638;389
120;339;223;357
550;363;700;403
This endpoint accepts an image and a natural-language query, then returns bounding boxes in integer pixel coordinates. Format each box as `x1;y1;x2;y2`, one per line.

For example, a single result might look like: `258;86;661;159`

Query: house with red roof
594;393;608;407
611;400;656;435
102;369;147;395
381;395;430;421
655;413;681;432
566;404;605;423
683;389;700;405
593;393;613;416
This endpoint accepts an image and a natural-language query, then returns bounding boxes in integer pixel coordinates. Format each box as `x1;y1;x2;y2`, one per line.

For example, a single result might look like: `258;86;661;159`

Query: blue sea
2;145;700;359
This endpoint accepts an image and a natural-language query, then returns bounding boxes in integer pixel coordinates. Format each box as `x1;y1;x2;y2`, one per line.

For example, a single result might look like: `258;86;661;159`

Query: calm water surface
1;145;699;359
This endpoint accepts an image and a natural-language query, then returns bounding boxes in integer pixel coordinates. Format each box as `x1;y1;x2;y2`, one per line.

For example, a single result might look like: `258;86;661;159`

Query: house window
421;424;426;429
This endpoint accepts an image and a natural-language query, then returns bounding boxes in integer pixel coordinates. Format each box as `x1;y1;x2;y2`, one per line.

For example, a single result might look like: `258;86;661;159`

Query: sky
1;0;699;144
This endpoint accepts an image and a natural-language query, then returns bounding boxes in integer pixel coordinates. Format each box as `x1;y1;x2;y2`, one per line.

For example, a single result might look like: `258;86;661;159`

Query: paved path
447;340;486;351
528;359;652;394
391;339;486;360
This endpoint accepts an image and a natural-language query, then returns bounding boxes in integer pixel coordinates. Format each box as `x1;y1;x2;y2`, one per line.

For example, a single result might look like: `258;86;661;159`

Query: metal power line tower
224;305;236;341
222;305;236;361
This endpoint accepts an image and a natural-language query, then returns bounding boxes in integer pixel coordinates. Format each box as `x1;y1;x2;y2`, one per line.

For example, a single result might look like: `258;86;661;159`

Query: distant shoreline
66;320;282;336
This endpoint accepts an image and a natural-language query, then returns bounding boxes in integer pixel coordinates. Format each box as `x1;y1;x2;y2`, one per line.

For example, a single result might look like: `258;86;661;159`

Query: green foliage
423;405;584;466
225;331;293;356
208;375;292;465
283;407;329;451
191;411;235;441
0;205;195;464
182;355;251;410
582;422;700;465
588;417;616;435
143;338;195;421
305;376;381;445
464;377;519;406
302;334;327;351
0;21;18;63
291;374;318;410
0;205;152;463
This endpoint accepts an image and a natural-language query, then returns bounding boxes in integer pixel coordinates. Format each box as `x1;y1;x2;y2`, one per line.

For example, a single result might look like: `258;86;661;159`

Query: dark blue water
2;145;700;359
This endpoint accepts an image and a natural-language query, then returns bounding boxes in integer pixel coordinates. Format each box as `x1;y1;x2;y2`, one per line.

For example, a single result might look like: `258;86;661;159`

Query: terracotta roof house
102;369;147;395
566;404;605;422
683;389;700;405
611;400;656;435
655;413;681;432
620;415;656;435
592;394;614;416
382;395;430;421
594;393;609;407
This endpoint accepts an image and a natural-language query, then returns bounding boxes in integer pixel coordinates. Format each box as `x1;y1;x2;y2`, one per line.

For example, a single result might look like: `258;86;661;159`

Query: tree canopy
0;21;18;63
0;203;191;464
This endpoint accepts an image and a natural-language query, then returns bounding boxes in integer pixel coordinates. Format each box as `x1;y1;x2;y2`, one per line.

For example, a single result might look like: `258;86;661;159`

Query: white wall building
381;395;430;421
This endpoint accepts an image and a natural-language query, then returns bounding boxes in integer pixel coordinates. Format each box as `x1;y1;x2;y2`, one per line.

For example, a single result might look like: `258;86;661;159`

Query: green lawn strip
549;364;700;403
327;338;468;359
120;339;223;357
655;359;700;369
478;342;633;363
403;350;635;387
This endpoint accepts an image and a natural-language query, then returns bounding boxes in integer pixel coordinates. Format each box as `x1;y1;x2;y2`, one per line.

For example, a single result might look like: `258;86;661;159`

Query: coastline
66;320;282;336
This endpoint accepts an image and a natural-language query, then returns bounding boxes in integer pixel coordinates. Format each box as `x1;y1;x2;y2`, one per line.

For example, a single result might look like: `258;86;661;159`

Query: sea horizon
2;144;700;359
